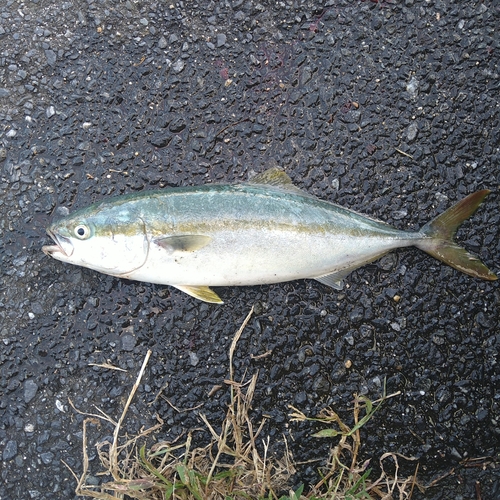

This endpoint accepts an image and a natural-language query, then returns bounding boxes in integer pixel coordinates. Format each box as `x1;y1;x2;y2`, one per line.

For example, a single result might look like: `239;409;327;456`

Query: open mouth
42;230;74;257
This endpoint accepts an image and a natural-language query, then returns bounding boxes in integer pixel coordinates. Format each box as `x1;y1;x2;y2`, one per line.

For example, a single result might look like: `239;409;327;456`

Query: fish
42;168;497;303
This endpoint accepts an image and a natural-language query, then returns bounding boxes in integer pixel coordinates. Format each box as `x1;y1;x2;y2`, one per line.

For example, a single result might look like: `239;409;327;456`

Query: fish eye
74;224;91;240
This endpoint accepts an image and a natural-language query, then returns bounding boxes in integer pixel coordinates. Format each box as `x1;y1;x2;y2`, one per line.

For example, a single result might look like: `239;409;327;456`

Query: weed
64;307;419;499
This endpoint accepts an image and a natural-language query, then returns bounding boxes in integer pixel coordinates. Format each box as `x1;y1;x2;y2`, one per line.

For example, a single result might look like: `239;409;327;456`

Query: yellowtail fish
42;168;497;303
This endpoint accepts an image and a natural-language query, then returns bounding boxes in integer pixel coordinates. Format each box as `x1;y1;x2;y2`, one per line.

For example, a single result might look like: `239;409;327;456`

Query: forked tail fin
417;190;497;280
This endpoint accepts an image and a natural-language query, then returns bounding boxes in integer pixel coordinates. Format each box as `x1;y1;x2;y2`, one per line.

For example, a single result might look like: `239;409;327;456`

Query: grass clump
65;307;418;499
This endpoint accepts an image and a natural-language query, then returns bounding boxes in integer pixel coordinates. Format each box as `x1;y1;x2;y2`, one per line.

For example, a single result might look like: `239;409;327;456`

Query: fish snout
43;230;74;258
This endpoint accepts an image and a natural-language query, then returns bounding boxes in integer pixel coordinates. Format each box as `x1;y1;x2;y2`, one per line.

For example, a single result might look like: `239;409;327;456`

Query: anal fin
315;269;353;290
174;285;224;304
314;251;391;290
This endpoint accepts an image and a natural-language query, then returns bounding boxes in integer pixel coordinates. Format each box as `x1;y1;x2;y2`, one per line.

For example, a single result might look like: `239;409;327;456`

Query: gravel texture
1;1;499;499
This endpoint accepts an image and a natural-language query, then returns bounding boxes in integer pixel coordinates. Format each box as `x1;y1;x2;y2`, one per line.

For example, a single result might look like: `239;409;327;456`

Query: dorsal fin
247;167;309;196
249;167;295;187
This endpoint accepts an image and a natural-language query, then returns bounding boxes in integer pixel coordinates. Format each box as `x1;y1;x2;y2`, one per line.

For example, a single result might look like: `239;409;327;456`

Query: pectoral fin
174;285;224;304
154;235;212;253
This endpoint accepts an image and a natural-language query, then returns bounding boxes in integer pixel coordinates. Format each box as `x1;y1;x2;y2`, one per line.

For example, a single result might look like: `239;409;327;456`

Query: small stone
349;307;364;323
87;297;99;307
371;16;383;30
2;440;17;461
406;122;418;142
217;33;226;47
432;334;446;345
390;322;401;332
14;255;28;267
378;253;397;271
7;378;20;391
116;134;129;147
40;451;54;464
435;192;448;204
188;351;199;366
158;36;167;49
24;423;35;433
406;76;419;98
312;375;330;394
169;117;186;133
172;59;184;73
294;391;307;405
392;209;408;220
475;312;493;328
24;379;38;403
150;134;170;148
121;334;136;351
56;206;70;217
476;408;488;421
44;49;57;66
0;88;10;97
55;399;66;413
31;302;44;315
77;141;91;151
46;106;55;118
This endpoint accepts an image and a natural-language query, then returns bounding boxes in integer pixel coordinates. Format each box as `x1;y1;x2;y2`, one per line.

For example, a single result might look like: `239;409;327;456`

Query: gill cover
100;217;150;276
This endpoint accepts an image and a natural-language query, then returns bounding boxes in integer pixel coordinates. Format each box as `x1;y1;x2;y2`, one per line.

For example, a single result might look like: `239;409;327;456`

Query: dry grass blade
88;362;128;372
229;305;255;382
366;452;419;500
109;349;152;480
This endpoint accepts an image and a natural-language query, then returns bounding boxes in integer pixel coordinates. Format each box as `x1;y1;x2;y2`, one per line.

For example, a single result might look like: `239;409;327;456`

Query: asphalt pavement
0;1;499;499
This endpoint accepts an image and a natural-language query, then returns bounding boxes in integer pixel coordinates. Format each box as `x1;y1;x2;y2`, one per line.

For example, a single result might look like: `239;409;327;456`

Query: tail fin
417;190;497;280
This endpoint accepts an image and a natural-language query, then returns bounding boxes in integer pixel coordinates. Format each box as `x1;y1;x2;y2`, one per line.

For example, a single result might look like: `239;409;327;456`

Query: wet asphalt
0;1;499;499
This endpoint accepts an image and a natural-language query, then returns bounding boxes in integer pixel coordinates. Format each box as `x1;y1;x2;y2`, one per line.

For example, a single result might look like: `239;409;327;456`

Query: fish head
42;205;149;276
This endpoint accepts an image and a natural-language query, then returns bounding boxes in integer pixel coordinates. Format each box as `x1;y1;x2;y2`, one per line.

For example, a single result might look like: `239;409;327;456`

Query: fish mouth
42;229;74;258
